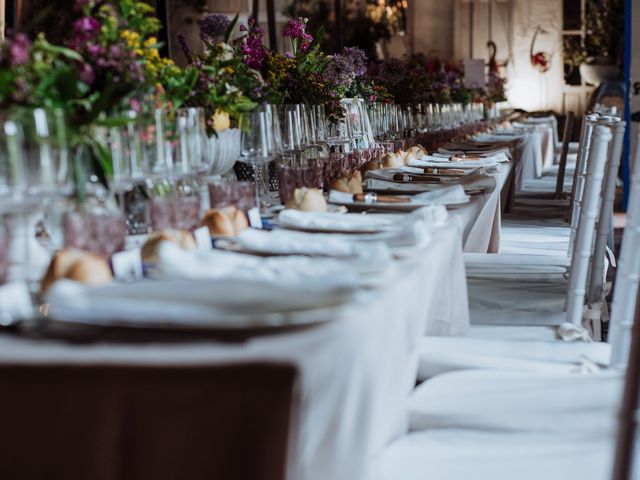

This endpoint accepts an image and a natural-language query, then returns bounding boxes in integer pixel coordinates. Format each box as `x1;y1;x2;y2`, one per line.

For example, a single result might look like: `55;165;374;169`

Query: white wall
413;0;565;112
506;0;564;112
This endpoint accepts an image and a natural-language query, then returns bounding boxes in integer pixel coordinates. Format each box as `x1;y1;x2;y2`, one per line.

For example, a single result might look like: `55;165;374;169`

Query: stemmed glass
147;108;201;231
239;107;281;211
0;108;71;284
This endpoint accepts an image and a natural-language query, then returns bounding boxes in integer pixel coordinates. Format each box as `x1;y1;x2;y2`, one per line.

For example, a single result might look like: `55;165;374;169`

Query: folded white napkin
279;207;443;230
278;207;447;250
363;178;442;193
234;229;393;276
364;166;435;182
46;274;358;328
437;148;511;159
150;241;366;284
411;156;504;169
279;208;398;232
328;186;469;207
0;281;33;322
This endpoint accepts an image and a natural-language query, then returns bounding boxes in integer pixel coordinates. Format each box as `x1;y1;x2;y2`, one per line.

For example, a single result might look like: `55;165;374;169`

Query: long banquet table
0;221;468;480
0;123;552;479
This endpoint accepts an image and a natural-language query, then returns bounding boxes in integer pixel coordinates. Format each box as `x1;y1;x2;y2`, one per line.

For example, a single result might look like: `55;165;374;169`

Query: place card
111;249;143;281
248;207;263;229
464;59;486;89
193;227;213;250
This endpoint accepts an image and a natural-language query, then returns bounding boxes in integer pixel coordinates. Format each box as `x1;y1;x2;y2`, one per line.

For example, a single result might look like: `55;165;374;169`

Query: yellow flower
212;109;231;133
224;66;234;75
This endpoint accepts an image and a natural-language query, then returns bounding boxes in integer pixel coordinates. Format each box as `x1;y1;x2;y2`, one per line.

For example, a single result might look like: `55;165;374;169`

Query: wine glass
240;108;281;211
146;108;201;232
0;109;71;284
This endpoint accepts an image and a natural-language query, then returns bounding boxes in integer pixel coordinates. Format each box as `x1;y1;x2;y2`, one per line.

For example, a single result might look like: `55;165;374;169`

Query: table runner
0;223;467;480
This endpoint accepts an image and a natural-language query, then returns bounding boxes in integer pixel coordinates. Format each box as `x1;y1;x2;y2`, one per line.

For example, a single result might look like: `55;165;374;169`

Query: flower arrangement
0;0;191;200
263;17;325;105
263;18;348;119
67;0;179;124
368;56;467;106
177;14;267;132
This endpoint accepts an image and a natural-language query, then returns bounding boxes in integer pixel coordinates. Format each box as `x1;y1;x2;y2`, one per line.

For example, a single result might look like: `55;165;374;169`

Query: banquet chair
407;188;640;433
373;194;640;480
467;117;624;283
500;115;625;256
491;113;594;254
373;295;640;480
415;127;640;380
0;362;298;480
465;125;612;322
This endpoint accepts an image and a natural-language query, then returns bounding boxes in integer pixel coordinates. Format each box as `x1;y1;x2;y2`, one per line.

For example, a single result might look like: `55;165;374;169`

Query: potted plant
564;0;624;85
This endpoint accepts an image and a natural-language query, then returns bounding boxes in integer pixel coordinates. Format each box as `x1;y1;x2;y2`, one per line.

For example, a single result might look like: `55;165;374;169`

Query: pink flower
9;34;31;66
129;98;141;113
74;16;101;34
79;63;95;85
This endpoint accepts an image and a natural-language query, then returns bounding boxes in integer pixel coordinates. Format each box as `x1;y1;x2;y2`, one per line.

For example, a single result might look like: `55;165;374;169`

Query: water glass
208;179;256;213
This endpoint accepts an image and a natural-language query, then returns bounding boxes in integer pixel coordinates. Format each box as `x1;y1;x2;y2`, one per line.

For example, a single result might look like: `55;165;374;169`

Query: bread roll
408;145;427;158
141;229;197;263
361;159;383;175
402;151;416;165
348;170;363;194
201;206;249;237
41;249;113;292
285;187;327;212
329;177;352;193
382;153;403;169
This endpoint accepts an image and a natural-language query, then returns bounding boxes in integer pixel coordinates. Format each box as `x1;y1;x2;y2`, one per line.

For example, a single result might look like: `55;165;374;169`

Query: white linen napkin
149;241;369;284
279;207;445;230
279;209;398;232
0;281;33;323
233;229;393;276
329;186;468;206
278;207;446;250
409;157;502;169
363;178;443;193
45;274;358;328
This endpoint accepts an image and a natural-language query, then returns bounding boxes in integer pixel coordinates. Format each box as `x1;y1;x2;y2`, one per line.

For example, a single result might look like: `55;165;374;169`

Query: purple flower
9;33;31;66
74;16;101;34
343;47;367;77
238;19;266;69
283;18;307;39
324;53;357;89
199;14;231;44
79;63;95;85
87;43;104;57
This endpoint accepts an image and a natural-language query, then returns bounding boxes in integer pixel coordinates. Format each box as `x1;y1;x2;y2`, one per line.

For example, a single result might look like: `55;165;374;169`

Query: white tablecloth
0;223;468;480
449;162;511;253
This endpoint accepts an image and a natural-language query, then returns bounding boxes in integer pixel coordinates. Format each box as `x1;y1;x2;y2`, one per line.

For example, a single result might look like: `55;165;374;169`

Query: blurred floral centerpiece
263;18;340;117
177;13;267;133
